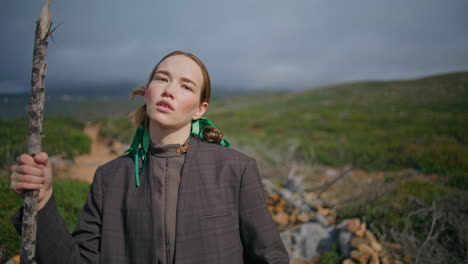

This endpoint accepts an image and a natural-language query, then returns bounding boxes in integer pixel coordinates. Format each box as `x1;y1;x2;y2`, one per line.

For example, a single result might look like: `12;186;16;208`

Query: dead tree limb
21;0;52;263
308;165;352;198
415;201;440;264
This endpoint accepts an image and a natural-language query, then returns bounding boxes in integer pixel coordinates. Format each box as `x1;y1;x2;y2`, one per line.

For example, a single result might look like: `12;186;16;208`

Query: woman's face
144;55;208;129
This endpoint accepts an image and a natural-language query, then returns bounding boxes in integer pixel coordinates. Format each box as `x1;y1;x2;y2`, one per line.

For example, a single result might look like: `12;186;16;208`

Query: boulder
281;222;340;259
338;229;353;258
285;174;304;193
355;222;367;237
365;230;383;252
301;223;339;259
273;212;290;226
350;237;369;249
347;218;361;233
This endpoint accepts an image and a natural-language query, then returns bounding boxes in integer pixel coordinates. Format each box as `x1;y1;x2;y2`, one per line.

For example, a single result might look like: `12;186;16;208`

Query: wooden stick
21;1;51;263
310;165;353;198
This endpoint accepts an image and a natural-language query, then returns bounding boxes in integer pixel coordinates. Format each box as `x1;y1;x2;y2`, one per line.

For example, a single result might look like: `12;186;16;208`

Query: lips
155;100;174;112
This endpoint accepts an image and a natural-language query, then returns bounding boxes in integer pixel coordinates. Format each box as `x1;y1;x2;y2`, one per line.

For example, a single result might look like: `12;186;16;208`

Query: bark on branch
21;0;51;263
309;165;353;198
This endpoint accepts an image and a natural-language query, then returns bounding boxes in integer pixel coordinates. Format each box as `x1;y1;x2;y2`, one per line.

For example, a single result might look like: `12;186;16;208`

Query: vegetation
320;244;341;264
95;72;468;189
209;72;468;189
337;179;450;228
2;71;465;261
97;117;135;144
0;175;90;262
337;179;468;263
0;117;91;168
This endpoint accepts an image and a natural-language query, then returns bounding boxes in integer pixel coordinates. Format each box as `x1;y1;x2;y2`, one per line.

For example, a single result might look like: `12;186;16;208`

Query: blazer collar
184;136;200;165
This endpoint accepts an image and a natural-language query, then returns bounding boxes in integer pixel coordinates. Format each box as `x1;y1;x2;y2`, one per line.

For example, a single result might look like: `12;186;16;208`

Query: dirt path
66;124;121;183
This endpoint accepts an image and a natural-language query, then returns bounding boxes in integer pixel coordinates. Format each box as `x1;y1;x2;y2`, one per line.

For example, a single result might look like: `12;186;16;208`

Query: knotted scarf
122;117;230;187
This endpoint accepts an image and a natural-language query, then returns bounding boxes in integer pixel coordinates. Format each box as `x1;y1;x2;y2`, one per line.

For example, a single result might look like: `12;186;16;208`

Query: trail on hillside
65;124;121;183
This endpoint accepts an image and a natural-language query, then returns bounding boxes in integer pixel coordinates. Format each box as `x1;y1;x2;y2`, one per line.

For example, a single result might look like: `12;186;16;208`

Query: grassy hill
0;117;91;168
206;72;468;188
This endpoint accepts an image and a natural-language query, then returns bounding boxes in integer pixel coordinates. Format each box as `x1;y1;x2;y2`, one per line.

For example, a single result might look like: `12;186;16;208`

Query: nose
161;82;175;99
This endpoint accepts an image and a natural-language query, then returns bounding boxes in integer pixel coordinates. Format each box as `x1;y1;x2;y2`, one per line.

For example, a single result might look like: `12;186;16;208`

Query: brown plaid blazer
13;137;289;263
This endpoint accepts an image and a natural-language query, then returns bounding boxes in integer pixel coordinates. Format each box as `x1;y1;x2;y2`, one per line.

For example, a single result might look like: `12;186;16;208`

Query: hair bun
203;126;224;144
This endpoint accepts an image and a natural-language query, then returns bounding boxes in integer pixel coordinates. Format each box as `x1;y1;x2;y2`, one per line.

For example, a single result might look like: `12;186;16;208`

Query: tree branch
21;1;51;263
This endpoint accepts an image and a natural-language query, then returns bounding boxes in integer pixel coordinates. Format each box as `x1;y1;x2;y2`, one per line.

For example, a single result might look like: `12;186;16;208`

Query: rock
337;219;349;229
327;215;337;225
381;256;392;264
300;223;339;259
6;255;20;264
326;169;338;176
285;174;304;193
305;192;317;202
347;218;361;233
338;230;353;258
290;259;315;264
318;207;331;217
355;222;367;237
290;210;298;224
380;252;405;264
351;249;371;264
281;222;340;259
6;256;36;264
357;244;379;264
273;212;290;226
384;243;401;249
297;213;312;223
263;176;401;263
365;230;383;252
403;254;413;262
269;192;280;202
276;202;287;213
315;211;330;227
280;227;305;259
267;205;275;214
350;237;369;249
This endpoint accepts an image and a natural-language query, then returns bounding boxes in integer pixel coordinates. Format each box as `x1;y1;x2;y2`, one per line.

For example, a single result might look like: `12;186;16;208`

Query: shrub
0;117;91;168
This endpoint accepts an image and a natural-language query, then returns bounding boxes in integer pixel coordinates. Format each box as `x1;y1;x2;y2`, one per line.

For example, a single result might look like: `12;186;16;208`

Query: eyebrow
155;70;198;88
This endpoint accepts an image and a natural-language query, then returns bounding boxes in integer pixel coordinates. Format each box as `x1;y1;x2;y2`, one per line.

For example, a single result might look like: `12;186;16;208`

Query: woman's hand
10;152;53;210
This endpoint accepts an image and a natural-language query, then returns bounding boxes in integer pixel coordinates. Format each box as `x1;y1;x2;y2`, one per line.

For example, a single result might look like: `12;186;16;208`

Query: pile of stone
262;177;409;264
341;218;410;264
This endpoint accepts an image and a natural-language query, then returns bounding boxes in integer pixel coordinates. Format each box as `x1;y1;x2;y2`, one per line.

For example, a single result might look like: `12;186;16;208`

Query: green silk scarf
122;117;230;187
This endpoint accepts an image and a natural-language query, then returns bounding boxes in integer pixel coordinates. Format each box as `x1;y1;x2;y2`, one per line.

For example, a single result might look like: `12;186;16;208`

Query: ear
192;101;208;120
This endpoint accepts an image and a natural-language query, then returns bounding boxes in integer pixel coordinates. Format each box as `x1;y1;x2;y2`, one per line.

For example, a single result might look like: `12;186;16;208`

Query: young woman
10;51;289;264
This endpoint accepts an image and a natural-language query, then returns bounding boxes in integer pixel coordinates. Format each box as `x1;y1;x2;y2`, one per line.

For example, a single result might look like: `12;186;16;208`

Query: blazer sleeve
238;158;289;264
11;166;104;264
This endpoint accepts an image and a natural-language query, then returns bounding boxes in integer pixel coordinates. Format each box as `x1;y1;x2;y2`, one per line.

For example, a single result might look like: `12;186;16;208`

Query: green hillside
206;72;468;188
0;117;91;168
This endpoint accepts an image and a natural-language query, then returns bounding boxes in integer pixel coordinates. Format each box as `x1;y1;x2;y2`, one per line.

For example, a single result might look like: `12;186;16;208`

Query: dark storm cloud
1;0;467;93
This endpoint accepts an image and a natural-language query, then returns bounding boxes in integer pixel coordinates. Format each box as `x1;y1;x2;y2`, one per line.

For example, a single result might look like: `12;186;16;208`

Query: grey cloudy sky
1;0;467;94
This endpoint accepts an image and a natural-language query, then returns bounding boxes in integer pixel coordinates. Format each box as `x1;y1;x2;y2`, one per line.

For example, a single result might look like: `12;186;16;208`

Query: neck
149;121;191;146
